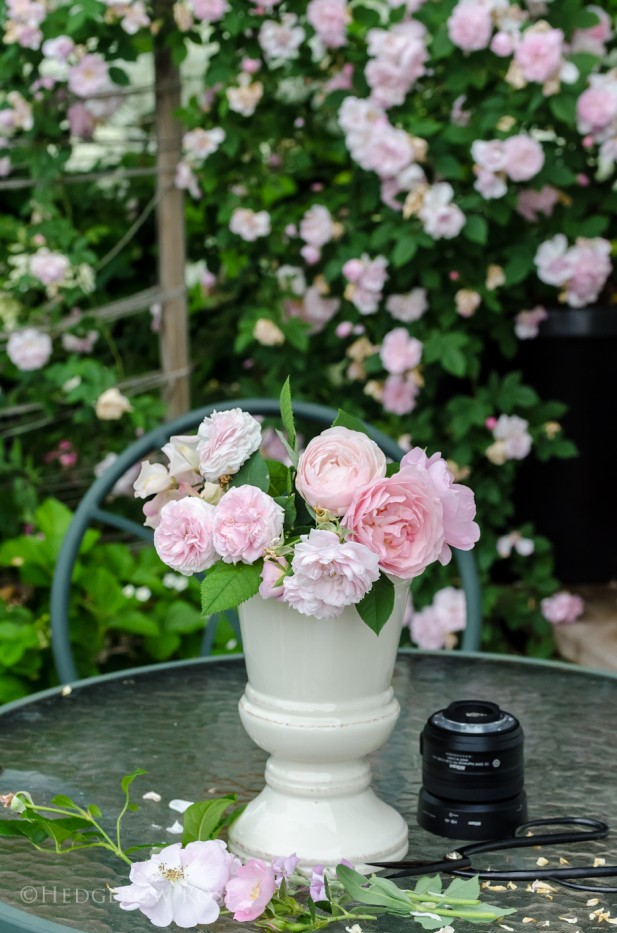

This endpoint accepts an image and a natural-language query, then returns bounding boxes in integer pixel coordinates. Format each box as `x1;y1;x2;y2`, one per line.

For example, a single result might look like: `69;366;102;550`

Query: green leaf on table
442;874;480;901
332;409;370;437
182;796;241;845
356;574;395;635
0;820;48;844
229;451;270;492
335;866;411;914
279;376;296;451
201;562;261;615
51;794;78;810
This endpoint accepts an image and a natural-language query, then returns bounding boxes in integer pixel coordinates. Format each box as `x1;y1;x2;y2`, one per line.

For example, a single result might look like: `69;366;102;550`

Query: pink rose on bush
154;498;218;574
225;859;277;922
142;489;186;530
299;204;334;248
213;485;284;564
576;81;617;137
447;0;493;51
566;237;612;307
514;27;564;84
192;0;229;21
68;53;111;97
382;374;419;415
7;327;52;370
380;328;423;375
503;135;545;182
541;591;585;624
343;468;445;578
282;529;380;618
307;0;348;49
516;186;559;222
196;408;262;481
401;448;480;561
229;208;271;241
386;288;427;323
296;425;387;515
29;248;70;286
419;183;466;240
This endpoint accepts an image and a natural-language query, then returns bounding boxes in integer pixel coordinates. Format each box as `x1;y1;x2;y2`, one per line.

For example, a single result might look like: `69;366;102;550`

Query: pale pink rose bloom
282;529;380;618
182;127;225;161
225;859;277;922
565;237;612;307
410;605;448;649
175;160;201;199
192;0;229;20
29;249;70;286
576;83;617;137
490;31;514;56
296;425;387;515
95;387;133;420
299;204;334;247
471;139;507;173
355;123;415;178
382;374;419;415
307;0;348;49
400;447;480;562
196;408;262;482
503;135;545;182
497;531;535;557
7;327;52;370
365;22;428;108
455;288;481;318
343;467;445;579
419;183;466;240
114;839;233;927
474;169;507;200
358;255;388;292
284;285;340;334
229;207;271;241
133;461;173;498
541;591;585;624
259;556;288;600
213;485;284;564
534;234;574;286
447;0;493;51
0;156;10;177
493;414;532;460
119;1;150;34
162;434;202;484
386;289;427;323
516;186;559;222
515;305;548;339
42;35;74;60
142;489;187;529
67;103;95;139
433;586;467;633
570;6;612;56
325;62;354;93
514;27;563;84
380;328;423;375
227;80;263;117
154;497;218;575
62;330;98;353
68;53;110;97
259;14;305;63
299;244;320;265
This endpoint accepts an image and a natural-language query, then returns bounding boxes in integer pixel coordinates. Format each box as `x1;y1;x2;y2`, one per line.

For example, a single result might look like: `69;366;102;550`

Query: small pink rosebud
582;135;595;149
449;270;460;281
241;57;261;74
335;321;354;338
485;416;498;430
576;173;590;187
342;258;364;282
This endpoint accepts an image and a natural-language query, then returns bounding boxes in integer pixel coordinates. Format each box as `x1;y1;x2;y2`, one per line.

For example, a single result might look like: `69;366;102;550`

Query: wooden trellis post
154;34;190;418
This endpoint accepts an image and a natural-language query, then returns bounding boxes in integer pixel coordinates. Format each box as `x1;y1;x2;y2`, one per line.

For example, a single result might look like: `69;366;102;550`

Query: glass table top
1;652;616;932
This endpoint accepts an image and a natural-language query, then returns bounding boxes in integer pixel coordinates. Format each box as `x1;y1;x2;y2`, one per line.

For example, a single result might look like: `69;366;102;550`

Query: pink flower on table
259;556;288;600
225;859;277;922
213;485;284;564
68;53;110;97
296;425;387;515
307;0;349;49
7;327;52;371
380;328;423;375
192;0;229;21
196;408;262;482
382;374;419;415
299;204;335;248
282;529;380;618
541;591;585;625
419;183;466;240
515;306;548;339
386;289;428;323
271;853;299;884
113;839;233;927
29;249;70;287
400;448;480;562
503;135;545;182
229;208;271;241
516;186;559;222
343;468;445;579
309;864;327;901
565;237;612;307
447;0;493;51
514;26;563;84
154;497;218;574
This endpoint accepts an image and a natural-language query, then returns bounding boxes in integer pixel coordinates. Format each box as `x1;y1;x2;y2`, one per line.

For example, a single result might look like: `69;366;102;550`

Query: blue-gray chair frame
50;399;483;682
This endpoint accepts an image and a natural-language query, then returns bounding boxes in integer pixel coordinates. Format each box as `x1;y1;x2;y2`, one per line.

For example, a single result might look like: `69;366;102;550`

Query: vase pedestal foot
228;757;409;871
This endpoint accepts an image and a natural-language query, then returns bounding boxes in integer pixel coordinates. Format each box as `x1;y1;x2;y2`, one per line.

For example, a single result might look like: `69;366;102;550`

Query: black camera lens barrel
417;699;527;841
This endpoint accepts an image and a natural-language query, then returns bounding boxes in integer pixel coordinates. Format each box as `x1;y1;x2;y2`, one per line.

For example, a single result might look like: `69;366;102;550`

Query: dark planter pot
515;307;617;584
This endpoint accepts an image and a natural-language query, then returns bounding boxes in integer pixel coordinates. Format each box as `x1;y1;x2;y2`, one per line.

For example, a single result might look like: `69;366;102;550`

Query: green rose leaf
182;796;240;845
229;451;269;492
279;376;296;451
356;574;395;635
201;562;261;615
332;409;371;436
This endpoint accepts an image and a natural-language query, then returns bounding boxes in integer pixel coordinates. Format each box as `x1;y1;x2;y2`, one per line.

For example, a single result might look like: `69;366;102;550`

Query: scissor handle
459;816;609;858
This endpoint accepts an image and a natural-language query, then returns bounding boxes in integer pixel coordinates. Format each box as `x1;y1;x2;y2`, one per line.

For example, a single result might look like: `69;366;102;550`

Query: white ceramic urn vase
227;584;410;872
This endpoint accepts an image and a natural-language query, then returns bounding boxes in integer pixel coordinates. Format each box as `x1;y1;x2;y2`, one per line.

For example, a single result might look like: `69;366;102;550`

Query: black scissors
370;817;617;893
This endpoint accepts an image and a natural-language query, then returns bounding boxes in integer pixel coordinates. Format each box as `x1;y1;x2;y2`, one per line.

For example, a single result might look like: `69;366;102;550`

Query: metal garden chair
50;399;483;682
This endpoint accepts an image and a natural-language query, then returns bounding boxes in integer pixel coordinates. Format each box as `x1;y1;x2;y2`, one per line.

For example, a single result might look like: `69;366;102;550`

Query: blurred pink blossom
541;591;585;624
448;0;493;51
7;327;52;370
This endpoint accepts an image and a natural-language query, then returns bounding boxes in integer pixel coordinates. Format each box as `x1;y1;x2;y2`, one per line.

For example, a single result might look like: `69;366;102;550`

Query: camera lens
417;699;527;840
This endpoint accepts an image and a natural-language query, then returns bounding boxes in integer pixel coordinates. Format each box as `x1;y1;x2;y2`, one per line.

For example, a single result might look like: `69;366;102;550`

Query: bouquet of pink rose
134;382;479;633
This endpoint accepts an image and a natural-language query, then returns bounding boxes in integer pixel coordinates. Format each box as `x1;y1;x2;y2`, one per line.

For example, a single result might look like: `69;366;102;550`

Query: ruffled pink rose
197;408;262;481
503;135;545;182
382;374;419;415
447;0;493;51
307;0;348;49
7;327;52;371
541;591;584;624
154;497;217;574
514;27;563;84
380;328;423;375
576;84;617;136
400;448;480;562
142;489;186;530
343;468;445;579
282;529;380;618
295;426;387;515
516;186;559;222
213;485;284;564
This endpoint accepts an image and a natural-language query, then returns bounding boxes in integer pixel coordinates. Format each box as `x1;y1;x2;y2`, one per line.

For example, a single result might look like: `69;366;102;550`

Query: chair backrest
50;399;483;681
